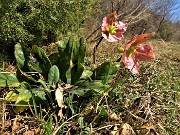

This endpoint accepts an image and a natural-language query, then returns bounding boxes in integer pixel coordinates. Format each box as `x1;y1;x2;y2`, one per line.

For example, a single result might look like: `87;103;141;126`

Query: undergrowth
0;39;179;135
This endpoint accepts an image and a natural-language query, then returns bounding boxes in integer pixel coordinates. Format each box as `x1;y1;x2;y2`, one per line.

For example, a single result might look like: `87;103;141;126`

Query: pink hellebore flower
122;33;155;74
101;11;127;42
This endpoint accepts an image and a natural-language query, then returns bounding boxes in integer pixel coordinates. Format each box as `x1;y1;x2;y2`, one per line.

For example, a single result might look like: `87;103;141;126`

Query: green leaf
15;91;32;104
87;81;109;94
70;37;86;84
78;117;84;129
16;66;38;83
57;36;73;83
111;62;121;74
70;81;109;96
37;79;48;89
15;82;32;104
92;62;112;84
80;69;93;79
15;43;25;68
48;65;60;86
49;53;59;65
78;37;86;63
57;39;69;54
71;63;84;85
0;73;20;87
14;43;30;70
0;73;7;87
32;89;46;101
6;73;20;87
5;91;19;102
66;68;71;84
99;109;108;116
29;45;52;79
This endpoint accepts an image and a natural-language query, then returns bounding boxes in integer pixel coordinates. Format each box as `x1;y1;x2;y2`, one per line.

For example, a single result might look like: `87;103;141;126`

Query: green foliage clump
0;0;98;61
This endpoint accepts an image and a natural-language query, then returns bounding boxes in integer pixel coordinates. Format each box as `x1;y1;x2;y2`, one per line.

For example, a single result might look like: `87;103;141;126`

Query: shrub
0;0;98;62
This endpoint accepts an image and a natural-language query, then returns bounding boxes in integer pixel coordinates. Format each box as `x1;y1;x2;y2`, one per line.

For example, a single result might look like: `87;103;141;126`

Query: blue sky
170;0;180;22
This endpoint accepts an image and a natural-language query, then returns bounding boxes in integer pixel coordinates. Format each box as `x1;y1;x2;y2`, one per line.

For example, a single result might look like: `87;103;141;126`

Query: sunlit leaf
15;43;25;68
5;91;19;102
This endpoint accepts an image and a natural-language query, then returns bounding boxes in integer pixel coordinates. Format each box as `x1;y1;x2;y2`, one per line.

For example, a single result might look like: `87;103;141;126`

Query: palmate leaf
80;68;93;79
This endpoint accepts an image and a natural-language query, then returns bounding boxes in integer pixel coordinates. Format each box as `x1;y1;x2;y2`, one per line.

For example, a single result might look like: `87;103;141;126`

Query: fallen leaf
55;88;63;118
120;123;135;135
109;112;119;121
23;131;35;135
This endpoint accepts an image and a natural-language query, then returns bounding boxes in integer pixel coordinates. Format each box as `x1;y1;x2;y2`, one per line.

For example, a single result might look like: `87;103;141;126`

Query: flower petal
101;12;127;42
122;33;155;74
122;54;139;74
102;33;120;42
135;45;155;61
133;32;155;45
124;37;137;50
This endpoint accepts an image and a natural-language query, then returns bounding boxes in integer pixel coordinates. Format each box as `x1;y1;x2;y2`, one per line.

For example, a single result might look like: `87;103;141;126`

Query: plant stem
116;55;122;62
109;68;124;87
93;37;104;65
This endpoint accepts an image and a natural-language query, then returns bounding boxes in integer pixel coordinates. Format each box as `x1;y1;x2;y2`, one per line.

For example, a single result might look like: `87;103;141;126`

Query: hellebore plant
121;33;155;74
101;11;127;42
93;11;127;65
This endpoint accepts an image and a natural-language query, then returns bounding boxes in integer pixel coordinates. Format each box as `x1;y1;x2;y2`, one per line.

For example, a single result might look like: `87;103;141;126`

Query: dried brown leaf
55;88;63;118
120;123;135;135
23;130;35;135
109;112;119;121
